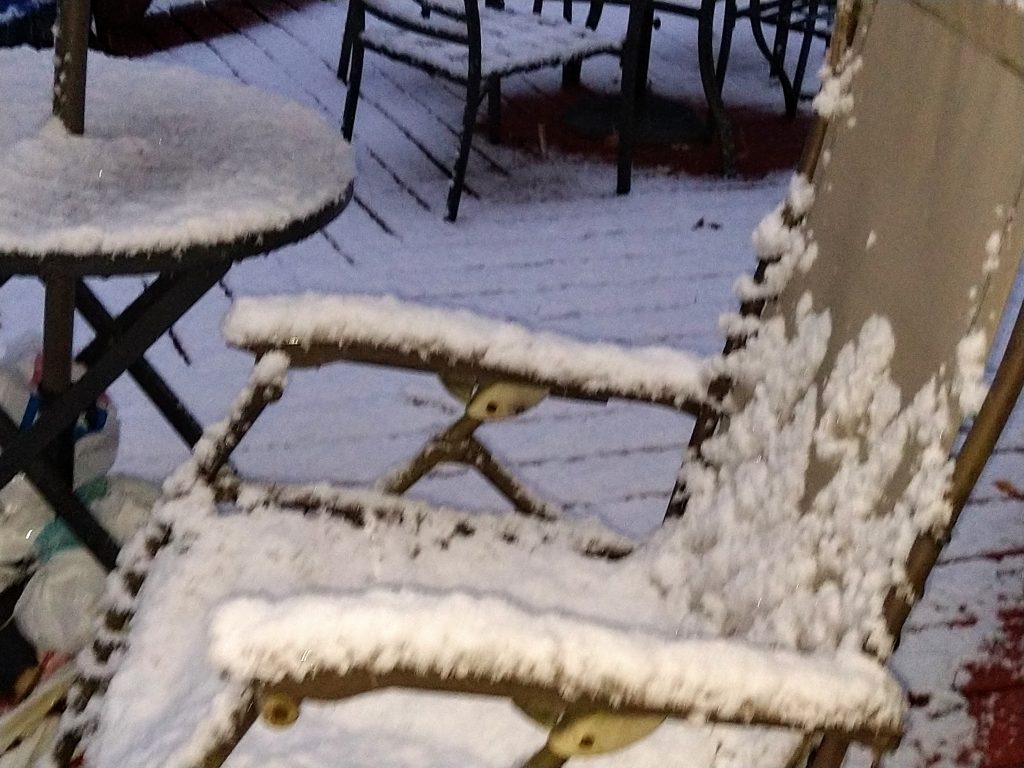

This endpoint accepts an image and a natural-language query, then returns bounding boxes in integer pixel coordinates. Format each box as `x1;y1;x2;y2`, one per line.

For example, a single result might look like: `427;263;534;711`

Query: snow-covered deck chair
52;2;1024;767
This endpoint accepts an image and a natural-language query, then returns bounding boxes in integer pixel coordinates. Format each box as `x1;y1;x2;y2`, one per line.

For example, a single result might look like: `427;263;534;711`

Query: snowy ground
0;1;1021;765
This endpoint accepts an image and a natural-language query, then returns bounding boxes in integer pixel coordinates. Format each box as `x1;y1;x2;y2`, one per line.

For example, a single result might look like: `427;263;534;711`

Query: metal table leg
75;283;205;448
0;264;228;567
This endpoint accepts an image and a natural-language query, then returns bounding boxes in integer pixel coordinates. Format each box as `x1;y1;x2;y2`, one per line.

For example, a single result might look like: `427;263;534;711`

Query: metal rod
881;295;1024;644
75;282;205;448
376;415;480;493
52;0;91;134
40;273;76;490
0;409;119;569
460;435;560;520
0;264;229;490
948;297;1024;514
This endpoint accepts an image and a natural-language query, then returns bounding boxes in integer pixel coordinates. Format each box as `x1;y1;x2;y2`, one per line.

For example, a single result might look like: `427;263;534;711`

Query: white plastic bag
11;476;160;655
0;339;120;488
12;549;107;655
0;478;50;568
0;341;121;590
91;475;160;545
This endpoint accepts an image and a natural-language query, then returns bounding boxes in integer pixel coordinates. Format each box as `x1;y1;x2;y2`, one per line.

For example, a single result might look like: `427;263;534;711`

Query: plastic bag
0;338;120;488
91;475;160;545
0;340;120;590
0;478;50;569
12;549;107;655
12;476;160;655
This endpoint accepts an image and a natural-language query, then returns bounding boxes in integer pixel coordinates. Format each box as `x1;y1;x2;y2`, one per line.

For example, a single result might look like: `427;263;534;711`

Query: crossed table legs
0;264;230;570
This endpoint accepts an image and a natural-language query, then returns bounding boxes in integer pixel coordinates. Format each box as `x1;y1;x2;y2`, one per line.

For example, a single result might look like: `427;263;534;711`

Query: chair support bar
201;667;901;762
235;341;706;415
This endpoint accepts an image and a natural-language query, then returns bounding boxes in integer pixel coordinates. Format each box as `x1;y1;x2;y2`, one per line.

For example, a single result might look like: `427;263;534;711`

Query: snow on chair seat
358;4;621;80
51;3;1024;768
77;471;903;768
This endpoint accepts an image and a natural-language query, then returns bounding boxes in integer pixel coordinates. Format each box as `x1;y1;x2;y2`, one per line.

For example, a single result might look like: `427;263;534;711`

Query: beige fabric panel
788;0;1024;404
912;0;1024;76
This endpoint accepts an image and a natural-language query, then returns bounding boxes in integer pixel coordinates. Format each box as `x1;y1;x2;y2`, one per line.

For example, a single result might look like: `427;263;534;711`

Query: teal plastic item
34;477;110;562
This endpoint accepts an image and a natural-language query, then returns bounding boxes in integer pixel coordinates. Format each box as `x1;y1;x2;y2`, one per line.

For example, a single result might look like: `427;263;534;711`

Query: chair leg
805;734;851;768
459;435;560;520
447;78;481;221
337;0;358;82
747;0;798;118
193;689;260;768
487;77;502;144
616;0;646;195
770;0;793;78
616;69;635;195
561;60;582;88
342;40;364;141
792;0;820;99
376;415;483;494
521;745;568;768
559;0;604;88
555;0;579;88
715;0;737;93
697;0;736;176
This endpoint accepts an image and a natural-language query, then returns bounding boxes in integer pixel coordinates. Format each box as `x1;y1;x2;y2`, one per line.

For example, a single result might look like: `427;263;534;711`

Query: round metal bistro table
0;48;355;569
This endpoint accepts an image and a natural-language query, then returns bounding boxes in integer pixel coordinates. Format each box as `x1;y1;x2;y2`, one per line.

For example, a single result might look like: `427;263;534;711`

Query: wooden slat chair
52;2;1024;767
339;0;639;221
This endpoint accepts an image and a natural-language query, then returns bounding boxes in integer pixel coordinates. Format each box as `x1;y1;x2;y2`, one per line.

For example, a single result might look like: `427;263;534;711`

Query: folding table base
0;263;230;569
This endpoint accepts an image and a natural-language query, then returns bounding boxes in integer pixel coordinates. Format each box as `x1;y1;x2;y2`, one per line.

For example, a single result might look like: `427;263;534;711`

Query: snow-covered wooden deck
1;0;1021;764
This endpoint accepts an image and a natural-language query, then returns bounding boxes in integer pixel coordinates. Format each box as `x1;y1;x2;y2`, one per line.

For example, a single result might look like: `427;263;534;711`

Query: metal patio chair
339;0;639;221
51;2;1024;767
759;0;836;100
565;0;836;175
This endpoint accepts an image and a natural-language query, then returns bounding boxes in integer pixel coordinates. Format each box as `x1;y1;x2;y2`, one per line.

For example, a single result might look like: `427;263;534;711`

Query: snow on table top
0;48;353;264
223;294;708;406
83;485;902;768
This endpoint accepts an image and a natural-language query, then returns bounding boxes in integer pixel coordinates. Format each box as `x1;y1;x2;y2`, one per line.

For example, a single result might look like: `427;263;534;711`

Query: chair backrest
357;0;604;70
680;0;1024;659
360;0;474;46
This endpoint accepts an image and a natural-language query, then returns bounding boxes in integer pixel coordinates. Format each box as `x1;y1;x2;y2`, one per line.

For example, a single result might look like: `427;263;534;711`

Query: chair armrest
210;590;904;752
222;294;712;412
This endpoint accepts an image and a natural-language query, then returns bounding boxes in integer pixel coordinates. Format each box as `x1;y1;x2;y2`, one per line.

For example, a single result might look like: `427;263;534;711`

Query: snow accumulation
812;52;861;119
0;48;353;259
223;294;708;407
211;591;901;725
77;180;1003;766
360;2;620;79
62;30;1009;767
